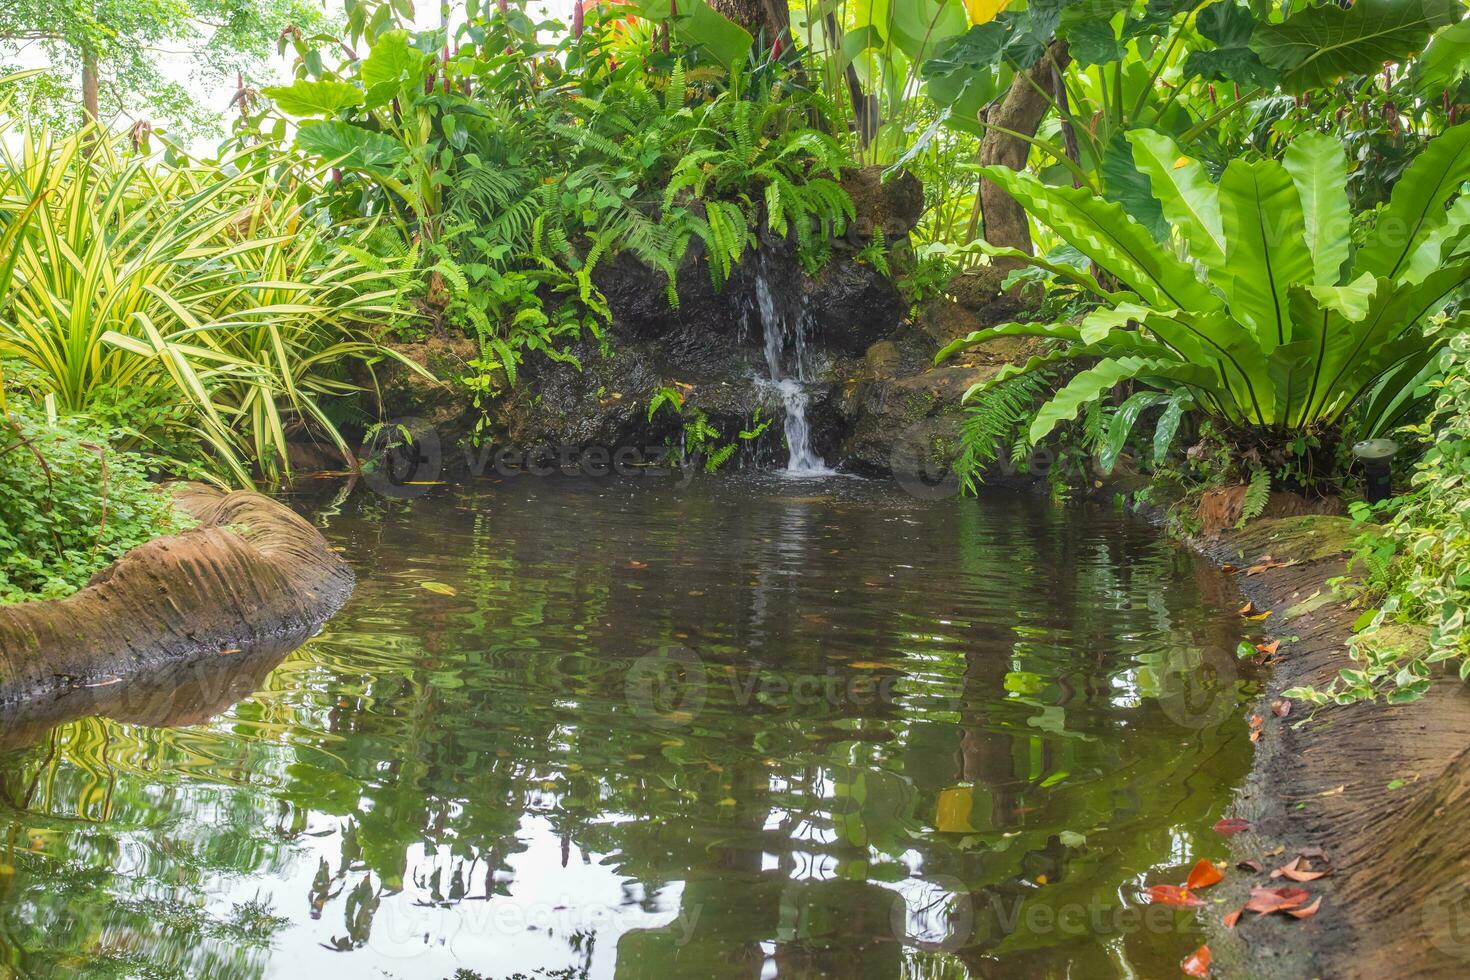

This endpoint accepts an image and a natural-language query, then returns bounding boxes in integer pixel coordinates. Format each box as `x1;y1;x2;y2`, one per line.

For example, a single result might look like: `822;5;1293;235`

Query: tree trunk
81;48;100;126
978;42;1071;267
708;0;776;37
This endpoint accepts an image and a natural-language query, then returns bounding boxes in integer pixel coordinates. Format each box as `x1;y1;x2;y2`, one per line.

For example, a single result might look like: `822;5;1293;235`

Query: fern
955;373;1052;494
1237;467;1271;529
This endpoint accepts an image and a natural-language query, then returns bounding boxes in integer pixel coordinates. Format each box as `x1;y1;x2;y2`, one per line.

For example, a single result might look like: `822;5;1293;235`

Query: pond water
0;474;1256;978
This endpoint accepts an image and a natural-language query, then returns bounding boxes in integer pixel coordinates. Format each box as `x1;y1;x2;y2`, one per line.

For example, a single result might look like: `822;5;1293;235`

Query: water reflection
0;475;1254;978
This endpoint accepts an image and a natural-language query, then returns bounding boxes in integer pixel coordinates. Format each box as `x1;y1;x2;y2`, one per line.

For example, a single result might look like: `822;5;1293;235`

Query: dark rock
367;337;478;431
947;264;1008;310
803;254;907;357
840;165;924;241
840;325;1044;477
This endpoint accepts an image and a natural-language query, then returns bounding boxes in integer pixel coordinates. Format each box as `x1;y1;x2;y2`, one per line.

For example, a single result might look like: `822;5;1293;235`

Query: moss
1229;514;1366;565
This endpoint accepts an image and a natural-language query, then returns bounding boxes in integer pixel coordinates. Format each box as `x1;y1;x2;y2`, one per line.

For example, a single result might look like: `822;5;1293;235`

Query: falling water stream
751;259;832;476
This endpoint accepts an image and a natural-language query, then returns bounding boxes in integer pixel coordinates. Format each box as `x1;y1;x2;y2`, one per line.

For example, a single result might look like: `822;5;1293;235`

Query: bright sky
6;1;579;146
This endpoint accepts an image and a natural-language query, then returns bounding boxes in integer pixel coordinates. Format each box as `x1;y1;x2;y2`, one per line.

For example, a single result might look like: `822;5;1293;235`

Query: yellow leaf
936;785;975;833
1173;155;1191;169
421;581;457;596
964;0;1012;26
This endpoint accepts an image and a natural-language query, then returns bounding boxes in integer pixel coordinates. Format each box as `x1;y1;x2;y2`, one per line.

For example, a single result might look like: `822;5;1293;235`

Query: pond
0;473;1256;978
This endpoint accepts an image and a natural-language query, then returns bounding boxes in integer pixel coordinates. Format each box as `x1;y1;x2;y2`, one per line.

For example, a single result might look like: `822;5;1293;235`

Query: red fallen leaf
1245;885;1310;915
1186;858;1224;891
625;560;648;569
1224;907;1243;928
1147;884;1205;907
1256;640;1281;656
1287;896;1323;919
1271;699;1292;718
1271;856;1330;882
1237;859;1263;872
1214;817;1251;835
1182;944;1211;977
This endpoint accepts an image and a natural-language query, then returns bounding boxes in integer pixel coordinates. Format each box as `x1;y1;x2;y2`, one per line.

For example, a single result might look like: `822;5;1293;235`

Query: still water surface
0;474;1254;978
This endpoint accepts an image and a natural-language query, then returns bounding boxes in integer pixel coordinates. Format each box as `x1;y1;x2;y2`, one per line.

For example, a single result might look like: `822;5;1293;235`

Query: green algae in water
0;475;1256;978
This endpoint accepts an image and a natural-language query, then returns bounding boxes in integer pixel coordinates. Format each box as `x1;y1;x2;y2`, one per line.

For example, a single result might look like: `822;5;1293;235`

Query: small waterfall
749;257;833;476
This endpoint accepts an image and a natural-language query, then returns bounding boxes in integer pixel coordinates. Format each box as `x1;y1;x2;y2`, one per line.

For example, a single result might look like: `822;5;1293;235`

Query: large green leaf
1126;129;1225;272
1100;132;1168;243
1355;121;1470;280
1029;355;1213;443
361;29;428;95
977;165;1220;314
1251;0;1462;94
1412;19;1470;95
1282;132;1350;288
1217;158;1312;351
1184;0;1277;86
295;121;407;172
262;80;364;117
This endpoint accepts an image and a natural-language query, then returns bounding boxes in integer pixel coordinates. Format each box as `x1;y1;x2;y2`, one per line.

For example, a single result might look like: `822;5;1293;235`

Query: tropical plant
1290;328;1470;705
941;121;1470;471
0;404;190;604
0;120;420;485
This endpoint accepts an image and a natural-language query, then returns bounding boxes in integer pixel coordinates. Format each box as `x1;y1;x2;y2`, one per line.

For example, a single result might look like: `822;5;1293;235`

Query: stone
839;165;925;241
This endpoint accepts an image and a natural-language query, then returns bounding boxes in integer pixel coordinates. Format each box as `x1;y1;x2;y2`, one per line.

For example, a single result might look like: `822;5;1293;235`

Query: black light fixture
1352;438;1399;503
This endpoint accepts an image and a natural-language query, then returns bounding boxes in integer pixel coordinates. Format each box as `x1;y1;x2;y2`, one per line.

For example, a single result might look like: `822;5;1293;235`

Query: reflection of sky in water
0;474;1258;978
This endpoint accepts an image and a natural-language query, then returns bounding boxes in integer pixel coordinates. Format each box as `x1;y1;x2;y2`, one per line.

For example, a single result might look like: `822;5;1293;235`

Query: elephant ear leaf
1356;121;1470;281
296;121;407;172
262;79;364;117
1251;0;1462;94
1218;158;1311;352
1282;131;1351;288
1126;128;1226;273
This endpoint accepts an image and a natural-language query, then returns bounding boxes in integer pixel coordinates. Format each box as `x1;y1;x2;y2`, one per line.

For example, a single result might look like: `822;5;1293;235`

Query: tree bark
708;0;774;36
978;42;1071;266
81;47;100;127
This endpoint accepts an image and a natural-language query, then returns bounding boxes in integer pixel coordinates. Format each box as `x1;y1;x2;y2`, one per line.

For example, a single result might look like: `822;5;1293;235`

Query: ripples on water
0;474;1255;978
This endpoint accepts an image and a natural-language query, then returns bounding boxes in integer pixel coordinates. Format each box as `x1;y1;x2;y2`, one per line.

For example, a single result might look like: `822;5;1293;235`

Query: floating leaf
421;581;457;596
1186;858;1224;891
1214;817;1251;835
1146;884;1205;907
1182;944;1212;977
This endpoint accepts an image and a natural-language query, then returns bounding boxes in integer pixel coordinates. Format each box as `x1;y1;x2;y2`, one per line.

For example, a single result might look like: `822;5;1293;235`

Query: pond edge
1181;511;1470;979
0;483;354;705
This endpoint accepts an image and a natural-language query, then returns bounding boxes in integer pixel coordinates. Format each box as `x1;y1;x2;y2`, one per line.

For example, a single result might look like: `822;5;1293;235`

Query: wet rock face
368;167;1035;477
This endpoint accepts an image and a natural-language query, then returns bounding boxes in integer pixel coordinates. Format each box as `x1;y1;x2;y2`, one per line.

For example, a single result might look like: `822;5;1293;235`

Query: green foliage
1289;331;1470;705
941;123;1470;465
1237;466;1270;529
0;407;189;604
0;120;421;486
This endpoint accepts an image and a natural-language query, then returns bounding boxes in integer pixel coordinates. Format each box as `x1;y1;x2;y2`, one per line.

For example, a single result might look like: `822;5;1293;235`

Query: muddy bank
1186;513;1470;978
0;484;353;705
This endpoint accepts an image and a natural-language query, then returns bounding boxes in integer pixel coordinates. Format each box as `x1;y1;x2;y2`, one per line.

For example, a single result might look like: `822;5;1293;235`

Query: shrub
941;123;1470;472
0;407;189;604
